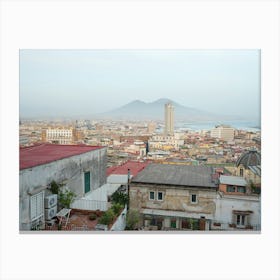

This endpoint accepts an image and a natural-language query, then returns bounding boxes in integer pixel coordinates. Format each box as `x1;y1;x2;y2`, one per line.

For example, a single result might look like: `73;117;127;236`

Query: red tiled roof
20;144;104;170
107;160;150;177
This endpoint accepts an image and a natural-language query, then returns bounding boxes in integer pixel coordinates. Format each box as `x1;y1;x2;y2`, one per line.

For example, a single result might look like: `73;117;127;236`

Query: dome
236;149;261;169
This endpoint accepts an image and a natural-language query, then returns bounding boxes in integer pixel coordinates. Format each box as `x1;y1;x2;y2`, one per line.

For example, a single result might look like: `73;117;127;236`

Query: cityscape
19;50;261;232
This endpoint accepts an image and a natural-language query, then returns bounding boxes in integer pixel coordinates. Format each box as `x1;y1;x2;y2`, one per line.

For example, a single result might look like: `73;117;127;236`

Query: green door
84;172;90;193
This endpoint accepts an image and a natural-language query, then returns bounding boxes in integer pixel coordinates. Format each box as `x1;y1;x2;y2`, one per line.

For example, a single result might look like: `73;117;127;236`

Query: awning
141;208;212;219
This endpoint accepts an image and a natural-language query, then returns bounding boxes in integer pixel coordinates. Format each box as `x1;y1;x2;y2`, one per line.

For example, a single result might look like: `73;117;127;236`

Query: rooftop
20;143;104;170
248;165;261;177
106;160;150;177
131;164;217;188
219;175;247;186
236;149;261;169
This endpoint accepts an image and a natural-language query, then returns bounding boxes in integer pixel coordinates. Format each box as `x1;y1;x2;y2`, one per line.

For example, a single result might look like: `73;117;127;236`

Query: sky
20;49;260;120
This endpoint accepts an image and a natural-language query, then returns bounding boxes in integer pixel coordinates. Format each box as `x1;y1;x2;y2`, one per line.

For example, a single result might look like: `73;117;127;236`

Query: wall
129;183;261;230
110;207;127;231
214;194;261;229
19;147;107;230
129;184;217;221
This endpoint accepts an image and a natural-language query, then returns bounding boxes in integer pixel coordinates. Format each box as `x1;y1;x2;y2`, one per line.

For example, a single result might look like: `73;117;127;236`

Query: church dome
236;149;261;169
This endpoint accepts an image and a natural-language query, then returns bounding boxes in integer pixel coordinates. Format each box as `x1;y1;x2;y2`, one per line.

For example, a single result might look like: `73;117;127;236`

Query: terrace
44;207;127;231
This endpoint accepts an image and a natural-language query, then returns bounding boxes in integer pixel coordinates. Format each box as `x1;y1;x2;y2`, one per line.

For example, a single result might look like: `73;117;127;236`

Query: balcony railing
71;199;108;211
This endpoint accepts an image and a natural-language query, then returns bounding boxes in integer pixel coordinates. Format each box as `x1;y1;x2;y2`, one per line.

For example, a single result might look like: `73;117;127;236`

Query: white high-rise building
164;103;174;135
211;125;235;141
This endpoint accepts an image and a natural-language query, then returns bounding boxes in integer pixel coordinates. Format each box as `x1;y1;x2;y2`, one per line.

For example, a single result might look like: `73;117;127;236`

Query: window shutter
30;192;44;221
30;195;37;220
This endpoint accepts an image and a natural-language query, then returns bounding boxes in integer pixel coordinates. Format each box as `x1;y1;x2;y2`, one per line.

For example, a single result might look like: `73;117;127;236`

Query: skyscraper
164;103;174;135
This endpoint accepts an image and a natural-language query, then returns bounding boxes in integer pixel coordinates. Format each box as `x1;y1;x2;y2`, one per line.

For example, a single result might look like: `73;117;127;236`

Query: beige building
129;164;217;230
234;149;261;187
164;103;174;135
210;125;235;141
42;127;84;144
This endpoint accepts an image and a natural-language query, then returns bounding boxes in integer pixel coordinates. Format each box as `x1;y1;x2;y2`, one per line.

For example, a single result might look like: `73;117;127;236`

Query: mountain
96;98;239;121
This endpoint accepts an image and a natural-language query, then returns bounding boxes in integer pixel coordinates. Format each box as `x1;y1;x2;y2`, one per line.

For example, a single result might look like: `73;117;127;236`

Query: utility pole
127;168;130;211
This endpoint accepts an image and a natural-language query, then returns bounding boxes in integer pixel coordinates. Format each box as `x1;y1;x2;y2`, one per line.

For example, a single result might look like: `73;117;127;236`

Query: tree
111;191;128;206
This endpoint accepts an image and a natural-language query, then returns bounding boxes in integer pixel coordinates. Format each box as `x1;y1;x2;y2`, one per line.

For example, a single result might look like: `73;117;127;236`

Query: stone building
19;143;107;230
129;164;217;230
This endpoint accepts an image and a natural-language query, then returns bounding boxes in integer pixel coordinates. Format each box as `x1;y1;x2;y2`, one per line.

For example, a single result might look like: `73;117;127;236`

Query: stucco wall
214;194;261;227
19;147;107;230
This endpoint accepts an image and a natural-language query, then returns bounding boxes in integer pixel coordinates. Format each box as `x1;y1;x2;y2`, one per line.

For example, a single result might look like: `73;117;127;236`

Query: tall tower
164;103;174;135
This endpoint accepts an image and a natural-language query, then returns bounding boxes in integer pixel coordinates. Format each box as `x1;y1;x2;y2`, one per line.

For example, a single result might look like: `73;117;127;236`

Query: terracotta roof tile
106;160;150;177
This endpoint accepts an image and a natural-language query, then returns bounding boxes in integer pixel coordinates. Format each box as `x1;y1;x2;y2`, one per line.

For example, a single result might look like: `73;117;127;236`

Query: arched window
240;168;244;177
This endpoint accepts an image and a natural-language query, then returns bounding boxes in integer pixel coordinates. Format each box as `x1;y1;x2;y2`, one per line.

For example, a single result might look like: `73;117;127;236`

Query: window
157;192;163;201
237;186;246;193
236;214;245;226
240;168;244;177
149;191;155;200
191;194;197;203
84;171;91;193
226;185;236;192
30;191;44;221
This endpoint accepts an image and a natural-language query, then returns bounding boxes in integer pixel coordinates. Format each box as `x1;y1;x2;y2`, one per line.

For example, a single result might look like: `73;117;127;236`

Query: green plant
50;180;60;194
99;209;115;225
58;189;76;208
111;191;128;206
126;210;140;230
111;203;123;215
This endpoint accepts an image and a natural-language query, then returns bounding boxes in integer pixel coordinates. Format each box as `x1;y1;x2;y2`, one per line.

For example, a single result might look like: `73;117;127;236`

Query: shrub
50;180;61;194
111;191;128;206
99;209;115;225
112;203;123;215
126;210;140;230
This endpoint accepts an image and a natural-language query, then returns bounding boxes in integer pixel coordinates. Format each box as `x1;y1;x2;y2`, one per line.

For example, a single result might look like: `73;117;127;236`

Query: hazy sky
20;49;260;120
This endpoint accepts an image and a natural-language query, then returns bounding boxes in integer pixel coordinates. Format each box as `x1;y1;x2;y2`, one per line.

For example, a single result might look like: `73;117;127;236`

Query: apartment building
211;125;235;141
42;128;84;144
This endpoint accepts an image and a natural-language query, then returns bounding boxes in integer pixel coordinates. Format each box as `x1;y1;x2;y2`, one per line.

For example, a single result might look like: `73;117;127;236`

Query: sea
174;120;261;132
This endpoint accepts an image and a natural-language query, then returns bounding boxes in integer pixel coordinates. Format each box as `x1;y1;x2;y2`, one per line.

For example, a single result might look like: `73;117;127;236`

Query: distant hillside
96;98;238;121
